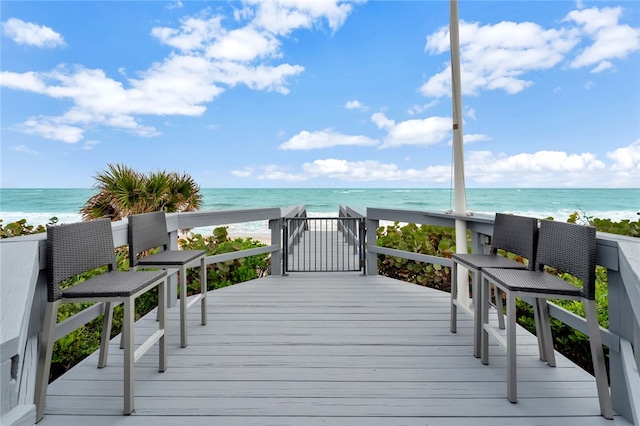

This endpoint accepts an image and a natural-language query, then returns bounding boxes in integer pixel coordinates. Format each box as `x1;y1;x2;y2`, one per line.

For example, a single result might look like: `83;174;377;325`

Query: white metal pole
450;0;470;308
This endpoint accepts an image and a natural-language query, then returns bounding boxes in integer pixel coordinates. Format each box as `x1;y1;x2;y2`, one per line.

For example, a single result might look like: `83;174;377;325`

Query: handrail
338;205;364;249
365;206;640;424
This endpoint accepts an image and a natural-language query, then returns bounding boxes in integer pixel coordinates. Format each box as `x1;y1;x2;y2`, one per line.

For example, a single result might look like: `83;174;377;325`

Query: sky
1;0;639;189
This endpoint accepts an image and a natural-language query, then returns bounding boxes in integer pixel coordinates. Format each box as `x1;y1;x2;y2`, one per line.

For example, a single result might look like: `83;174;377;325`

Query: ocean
1;188;638;236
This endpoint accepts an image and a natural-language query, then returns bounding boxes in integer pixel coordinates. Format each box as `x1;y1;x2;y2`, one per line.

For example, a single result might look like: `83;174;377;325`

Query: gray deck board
38;273;630;425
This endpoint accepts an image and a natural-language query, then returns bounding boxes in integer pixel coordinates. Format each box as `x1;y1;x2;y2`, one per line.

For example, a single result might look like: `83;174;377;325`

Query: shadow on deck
39;273;629;426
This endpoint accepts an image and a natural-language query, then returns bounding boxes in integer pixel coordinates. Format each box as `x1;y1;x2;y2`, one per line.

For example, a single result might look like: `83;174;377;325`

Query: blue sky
1;0;639;189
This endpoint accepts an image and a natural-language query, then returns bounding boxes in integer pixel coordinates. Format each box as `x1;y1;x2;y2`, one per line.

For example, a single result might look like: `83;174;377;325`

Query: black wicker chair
128;211;207;348
480;219;612;419
450;213;538;358
35;219;167;421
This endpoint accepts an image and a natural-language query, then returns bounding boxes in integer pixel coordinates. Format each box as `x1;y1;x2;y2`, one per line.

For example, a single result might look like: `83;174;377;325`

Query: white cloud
607;140;640;171
566;7;640;72
246;0;353;36
206;27;280;61
372;112;451;149
463;134;490;144
258;164;304;182
12;145;38;155
464;150;607;186
231;168;254;178
152;15;224;52
2;2;353;143
420;6;640;97
20;118;85;143
231;143;638;187
232;159;451;183
166;0;183;10
210;61;304;94
590;60;613;73
279;129;378;150
345;100;367;110
465;107;477;120
421;20;580;97
0;71;47;92
81;140;101;151
2;18;65;48
407;100;438;116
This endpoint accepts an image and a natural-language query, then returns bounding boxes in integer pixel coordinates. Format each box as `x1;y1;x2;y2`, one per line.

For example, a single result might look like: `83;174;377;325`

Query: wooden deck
38;273;630;425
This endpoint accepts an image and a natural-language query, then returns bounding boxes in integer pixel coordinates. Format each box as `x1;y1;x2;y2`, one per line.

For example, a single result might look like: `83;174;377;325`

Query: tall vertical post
450;0;470;308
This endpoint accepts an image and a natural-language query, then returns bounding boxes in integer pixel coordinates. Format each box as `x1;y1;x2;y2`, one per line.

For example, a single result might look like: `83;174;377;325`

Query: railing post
166;230;179;308
608;265;636;421
366;216;379;276
269;218;282;276
359;219;366;275
282;220;288;275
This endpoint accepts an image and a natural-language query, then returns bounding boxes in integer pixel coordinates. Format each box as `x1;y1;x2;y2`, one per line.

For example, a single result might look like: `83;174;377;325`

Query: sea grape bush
178;226;269;290
0;217;58;238
376;222;455;291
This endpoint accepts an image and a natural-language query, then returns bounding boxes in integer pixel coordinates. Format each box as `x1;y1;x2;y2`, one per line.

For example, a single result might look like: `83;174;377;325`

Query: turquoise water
1;188;638;234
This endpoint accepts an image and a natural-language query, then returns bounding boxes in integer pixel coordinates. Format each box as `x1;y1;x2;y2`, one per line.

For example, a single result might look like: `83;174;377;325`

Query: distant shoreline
1;188;638;227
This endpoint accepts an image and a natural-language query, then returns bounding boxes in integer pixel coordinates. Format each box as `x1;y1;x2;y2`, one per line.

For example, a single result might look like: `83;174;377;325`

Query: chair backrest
490;213;538;270
535;219;597;299
46;218;117;302
128;211;169;267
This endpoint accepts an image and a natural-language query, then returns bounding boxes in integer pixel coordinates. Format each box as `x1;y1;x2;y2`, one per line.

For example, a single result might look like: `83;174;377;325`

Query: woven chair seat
482;267;582;297
452;253;528;270
62;270;166;298
136;249;205;267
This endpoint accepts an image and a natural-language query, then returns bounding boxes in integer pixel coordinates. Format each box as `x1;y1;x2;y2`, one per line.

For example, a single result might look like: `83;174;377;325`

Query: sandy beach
229;232;272;245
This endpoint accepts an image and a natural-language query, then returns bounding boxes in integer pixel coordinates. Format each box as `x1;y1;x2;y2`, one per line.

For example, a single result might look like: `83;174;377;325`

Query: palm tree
81;164;202;221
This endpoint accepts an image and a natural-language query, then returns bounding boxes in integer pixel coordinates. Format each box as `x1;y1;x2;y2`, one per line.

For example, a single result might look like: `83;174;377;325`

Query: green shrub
178;226;269;290
0;217;58;238
376;222;455;291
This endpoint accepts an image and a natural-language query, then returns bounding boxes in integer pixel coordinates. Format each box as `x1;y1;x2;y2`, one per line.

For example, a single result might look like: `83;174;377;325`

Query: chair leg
98;302;115;368
35;301;59;423
200;257;207;326
494;287;505;330
585;300;613;419
506;291;518;403
535;298;556;367
158;279;167;372
480;276;490;365
123;297;135;415
450;261;458;333
472;271;481;358
532;298;547;363
180;266;188;348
